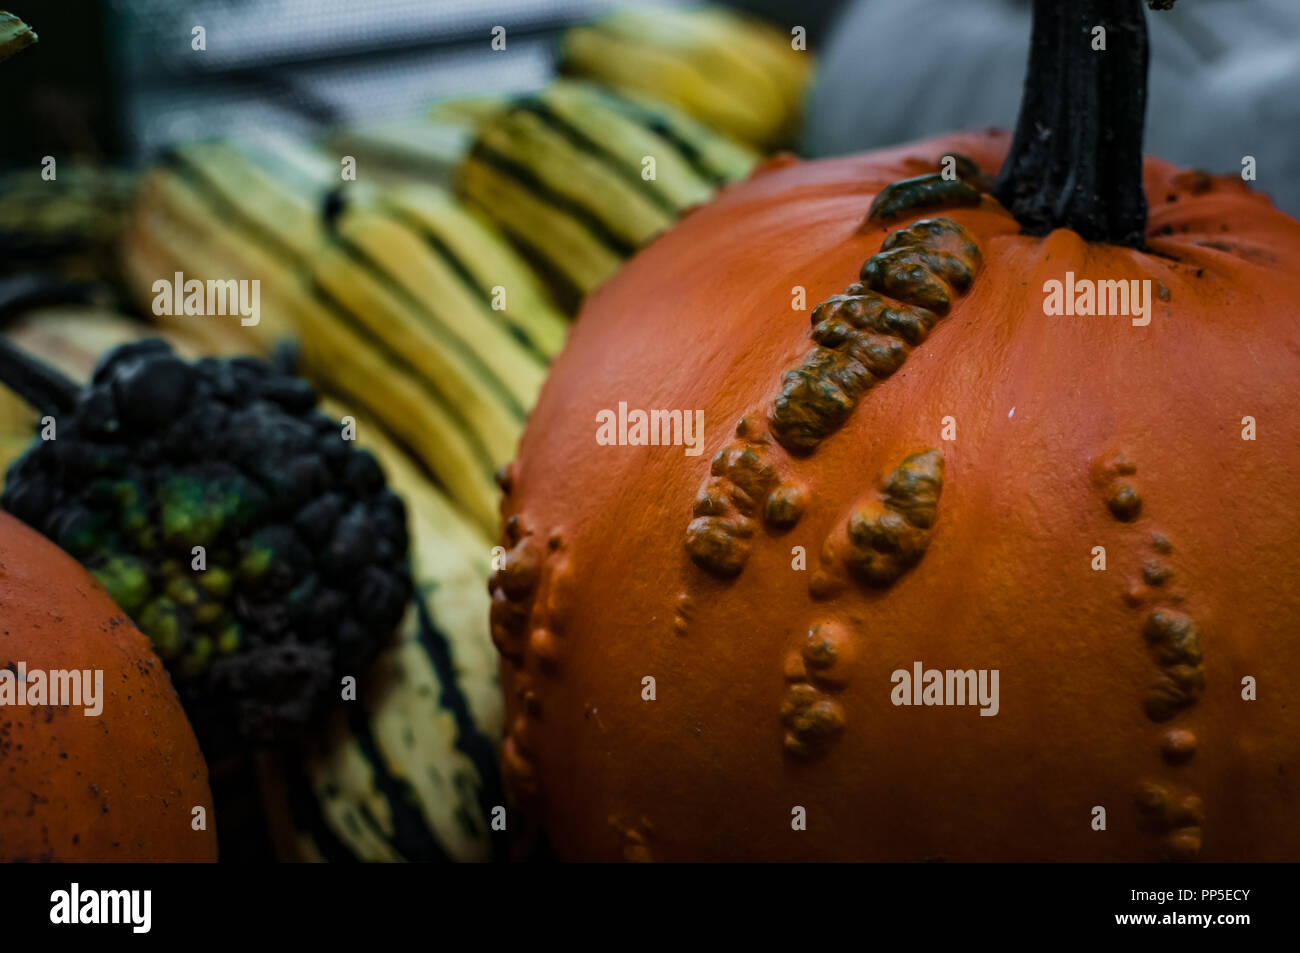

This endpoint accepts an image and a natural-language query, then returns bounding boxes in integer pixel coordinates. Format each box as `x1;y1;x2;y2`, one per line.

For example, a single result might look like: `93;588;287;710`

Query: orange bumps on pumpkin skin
0;512;218;861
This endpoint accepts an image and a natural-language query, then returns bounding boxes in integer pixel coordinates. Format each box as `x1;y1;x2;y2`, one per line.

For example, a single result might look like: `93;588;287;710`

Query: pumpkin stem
994;0;1169;247
0;336;79;418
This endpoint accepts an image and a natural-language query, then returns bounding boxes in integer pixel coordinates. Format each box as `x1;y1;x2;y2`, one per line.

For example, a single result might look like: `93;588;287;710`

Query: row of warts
487;506;575;811
683;167;987;763
683;201;982;584
1095;452;1207;861
777;449;943;760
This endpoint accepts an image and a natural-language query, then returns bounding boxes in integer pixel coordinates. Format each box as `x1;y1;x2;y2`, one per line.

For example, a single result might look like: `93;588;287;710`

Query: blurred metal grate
7;0;833;165
99;0;699;160
112;0;629;73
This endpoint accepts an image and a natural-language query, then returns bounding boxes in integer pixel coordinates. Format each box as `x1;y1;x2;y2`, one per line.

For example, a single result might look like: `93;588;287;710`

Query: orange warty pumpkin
0;511;217;861
492;1;1300;860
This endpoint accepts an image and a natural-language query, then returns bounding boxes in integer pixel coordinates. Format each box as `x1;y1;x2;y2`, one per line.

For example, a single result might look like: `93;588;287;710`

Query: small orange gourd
0;511;217;861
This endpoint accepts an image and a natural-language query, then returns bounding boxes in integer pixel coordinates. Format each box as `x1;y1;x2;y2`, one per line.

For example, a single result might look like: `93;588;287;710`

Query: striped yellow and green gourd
559;6;813;150
457;79;758;309
122;135;564;536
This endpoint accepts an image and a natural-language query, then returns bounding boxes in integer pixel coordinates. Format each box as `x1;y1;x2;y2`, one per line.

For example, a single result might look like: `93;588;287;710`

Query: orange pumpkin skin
0;511;218;861
493;130;1300;861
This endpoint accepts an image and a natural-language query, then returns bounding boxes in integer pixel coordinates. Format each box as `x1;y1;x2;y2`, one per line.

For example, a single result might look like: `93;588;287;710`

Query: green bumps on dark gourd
0;340;412;756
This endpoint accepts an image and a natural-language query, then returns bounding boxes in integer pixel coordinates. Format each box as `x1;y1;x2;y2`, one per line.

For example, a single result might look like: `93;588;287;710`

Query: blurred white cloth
804;0;1300;216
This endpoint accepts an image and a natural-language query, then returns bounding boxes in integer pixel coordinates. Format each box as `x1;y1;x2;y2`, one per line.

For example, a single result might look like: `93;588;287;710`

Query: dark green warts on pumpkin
782;622;851;759
1142;610;1204;723
0;337;412;755
1134;779;1204;861
866;174;981;224
684;416;781;577
771;217;981;457
686;209;979;580
812;449;945;595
